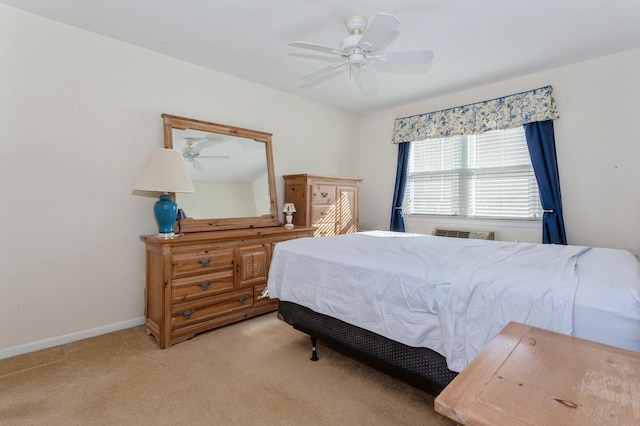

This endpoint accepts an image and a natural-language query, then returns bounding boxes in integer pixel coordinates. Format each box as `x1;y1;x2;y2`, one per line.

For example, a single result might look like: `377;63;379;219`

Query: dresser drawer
254;284;278;308
313;226;336;237
311;205;337;224
171;247;234;278
312;185;336;205
171;289;253;329
172;270;234;303
311;207;337;237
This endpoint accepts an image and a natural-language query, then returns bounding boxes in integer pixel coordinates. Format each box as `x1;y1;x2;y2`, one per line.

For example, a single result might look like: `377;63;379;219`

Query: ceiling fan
289;13;433;90
181;138;229;171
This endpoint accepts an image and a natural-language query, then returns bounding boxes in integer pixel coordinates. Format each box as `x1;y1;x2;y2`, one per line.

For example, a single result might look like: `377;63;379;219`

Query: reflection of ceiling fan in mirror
181;137;230;171
288;13;433;90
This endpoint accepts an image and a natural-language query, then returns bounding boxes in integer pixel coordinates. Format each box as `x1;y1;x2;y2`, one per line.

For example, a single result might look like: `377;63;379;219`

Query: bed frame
277;301;458;395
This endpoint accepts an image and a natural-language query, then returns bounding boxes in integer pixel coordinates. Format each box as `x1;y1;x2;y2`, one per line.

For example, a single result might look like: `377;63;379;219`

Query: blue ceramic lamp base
154;193;179;238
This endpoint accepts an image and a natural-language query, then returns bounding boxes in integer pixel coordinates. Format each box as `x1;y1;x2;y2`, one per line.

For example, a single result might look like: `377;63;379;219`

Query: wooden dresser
141;226;314;348
283;174;362;237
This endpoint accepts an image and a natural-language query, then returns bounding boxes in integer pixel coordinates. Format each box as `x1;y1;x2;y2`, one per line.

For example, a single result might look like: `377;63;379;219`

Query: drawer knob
180;309;195;319
320;212;327;217
198;281;211;290
321;192;328;198
199;258;212;266
236;296;248;304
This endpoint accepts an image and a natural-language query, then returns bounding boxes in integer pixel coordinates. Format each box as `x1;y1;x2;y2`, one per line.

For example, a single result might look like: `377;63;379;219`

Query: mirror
162;114;281;232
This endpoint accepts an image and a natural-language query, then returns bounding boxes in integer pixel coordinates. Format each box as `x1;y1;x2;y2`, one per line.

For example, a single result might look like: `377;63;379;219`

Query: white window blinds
404;127;542;220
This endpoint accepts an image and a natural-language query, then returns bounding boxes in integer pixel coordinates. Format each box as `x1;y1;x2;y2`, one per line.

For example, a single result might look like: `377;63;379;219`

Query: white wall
356;48;640;253
0;6;358;358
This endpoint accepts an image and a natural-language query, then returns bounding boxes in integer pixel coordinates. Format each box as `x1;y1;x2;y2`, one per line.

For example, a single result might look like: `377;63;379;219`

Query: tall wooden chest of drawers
283;174;362;237
141;226;313;348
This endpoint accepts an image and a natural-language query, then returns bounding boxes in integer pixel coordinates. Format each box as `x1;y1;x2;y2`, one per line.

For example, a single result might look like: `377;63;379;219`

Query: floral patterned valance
392;85;559;143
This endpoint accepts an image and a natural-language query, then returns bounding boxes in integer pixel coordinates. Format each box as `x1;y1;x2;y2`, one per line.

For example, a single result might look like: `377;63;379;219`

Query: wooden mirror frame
162;113;282;232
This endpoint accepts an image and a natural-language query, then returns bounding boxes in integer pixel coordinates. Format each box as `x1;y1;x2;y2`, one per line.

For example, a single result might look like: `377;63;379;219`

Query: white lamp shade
133;148;195;193
282;203;296;213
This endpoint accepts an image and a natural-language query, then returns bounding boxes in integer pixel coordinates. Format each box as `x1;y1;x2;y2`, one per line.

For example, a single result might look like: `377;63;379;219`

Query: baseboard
0;317;146;360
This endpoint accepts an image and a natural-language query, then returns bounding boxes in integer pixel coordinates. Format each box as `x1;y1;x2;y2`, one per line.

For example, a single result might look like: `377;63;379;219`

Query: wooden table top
434;322;640;425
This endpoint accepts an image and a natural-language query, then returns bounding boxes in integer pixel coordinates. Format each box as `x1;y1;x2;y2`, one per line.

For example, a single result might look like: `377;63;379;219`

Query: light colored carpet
0;313;455;425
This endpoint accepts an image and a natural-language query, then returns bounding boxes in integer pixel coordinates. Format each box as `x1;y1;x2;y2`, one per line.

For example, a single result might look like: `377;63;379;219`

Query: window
403;127;542;220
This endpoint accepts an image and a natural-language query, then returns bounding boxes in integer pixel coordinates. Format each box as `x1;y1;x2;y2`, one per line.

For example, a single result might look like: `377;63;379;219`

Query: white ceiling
3;0;640;114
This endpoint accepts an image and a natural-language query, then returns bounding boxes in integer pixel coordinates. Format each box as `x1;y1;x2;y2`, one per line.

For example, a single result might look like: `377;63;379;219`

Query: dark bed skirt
277;301;457;395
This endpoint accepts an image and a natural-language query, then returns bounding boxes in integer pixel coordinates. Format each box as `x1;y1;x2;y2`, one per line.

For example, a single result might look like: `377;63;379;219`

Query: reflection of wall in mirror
177;181;257;219
177;172;271;219
253;173;272;215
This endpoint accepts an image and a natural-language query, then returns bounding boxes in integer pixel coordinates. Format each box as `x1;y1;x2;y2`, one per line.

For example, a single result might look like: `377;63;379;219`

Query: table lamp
133;148;195;238
283;203;296;229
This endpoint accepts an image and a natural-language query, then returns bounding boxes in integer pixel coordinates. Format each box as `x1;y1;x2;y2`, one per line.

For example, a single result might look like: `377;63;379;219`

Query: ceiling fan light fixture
349;52;366;67
345;15;368;35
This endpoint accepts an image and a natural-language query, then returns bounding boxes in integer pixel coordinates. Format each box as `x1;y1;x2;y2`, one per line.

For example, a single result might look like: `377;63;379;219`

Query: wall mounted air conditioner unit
432;229;495;240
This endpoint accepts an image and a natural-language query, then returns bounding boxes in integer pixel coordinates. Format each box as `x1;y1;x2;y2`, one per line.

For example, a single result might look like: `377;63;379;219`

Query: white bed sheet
267;231;640;372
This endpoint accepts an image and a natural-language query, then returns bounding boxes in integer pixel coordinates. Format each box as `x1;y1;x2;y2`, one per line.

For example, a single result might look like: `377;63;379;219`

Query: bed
267;231;640;394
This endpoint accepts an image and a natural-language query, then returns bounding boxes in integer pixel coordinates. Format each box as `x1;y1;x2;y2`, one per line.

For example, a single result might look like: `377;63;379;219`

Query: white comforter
439;240;588;371
268;231;638;372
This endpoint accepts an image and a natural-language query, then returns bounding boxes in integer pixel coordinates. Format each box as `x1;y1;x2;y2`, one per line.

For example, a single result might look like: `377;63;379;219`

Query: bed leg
310;336;319;361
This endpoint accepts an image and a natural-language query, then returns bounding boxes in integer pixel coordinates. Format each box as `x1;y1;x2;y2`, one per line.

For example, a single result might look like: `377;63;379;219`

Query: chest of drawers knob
180;309;195;319
198;281;212;290
236;296;248;304
199;258;212;266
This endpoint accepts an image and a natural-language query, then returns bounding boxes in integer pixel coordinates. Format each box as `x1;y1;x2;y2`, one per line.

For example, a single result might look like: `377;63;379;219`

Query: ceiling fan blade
301;60;348;81
289;41;345;56
358;13;400;51
375;50;434;64
192;140;213;154
187;159;205;171
354;65;377;91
